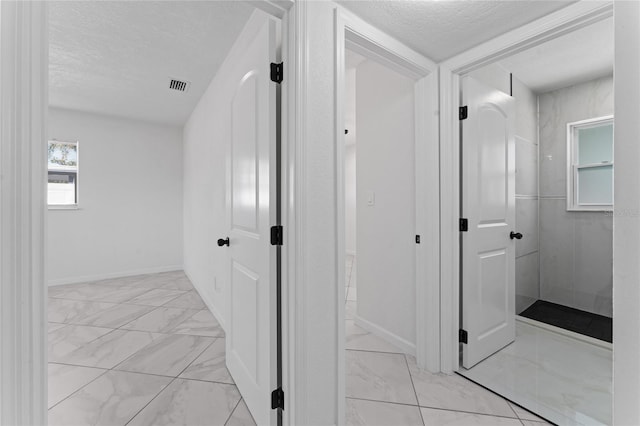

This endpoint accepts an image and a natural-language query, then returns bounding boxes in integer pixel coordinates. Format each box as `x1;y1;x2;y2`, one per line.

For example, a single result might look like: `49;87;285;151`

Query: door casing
334;5;440;423
438;1;614;374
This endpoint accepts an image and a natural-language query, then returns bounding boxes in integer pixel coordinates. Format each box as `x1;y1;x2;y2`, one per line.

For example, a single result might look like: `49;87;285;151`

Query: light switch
366;191;375;206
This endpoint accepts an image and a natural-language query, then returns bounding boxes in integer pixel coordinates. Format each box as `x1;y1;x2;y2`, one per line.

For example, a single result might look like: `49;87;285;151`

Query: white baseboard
354;315;416;356
183;269;227;332
48;265;184;287
516;315;612;350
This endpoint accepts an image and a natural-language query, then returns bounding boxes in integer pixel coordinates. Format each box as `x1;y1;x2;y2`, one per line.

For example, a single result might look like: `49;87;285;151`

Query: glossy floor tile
47;271;255;426
180;337;235;384
127;379;241;426
342;256;549;426
48;370;172;426
48;363;106;409
459;320;611;425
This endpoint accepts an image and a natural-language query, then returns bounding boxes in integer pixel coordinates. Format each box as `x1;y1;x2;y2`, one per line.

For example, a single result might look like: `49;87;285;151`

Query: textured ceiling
498;16;613;93
338;0;576;62
49;1;253;126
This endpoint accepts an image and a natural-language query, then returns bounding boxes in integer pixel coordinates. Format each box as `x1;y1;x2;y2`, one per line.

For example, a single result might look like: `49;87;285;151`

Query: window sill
48;205;80;211
566;207;613;213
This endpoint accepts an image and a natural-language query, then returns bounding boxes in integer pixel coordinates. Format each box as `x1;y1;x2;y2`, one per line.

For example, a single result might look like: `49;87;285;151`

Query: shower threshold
519;300;612;343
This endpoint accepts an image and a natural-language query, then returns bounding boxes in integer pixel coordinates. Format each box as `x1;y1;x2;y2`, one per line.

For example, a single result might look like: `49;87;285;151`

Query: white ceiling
49;1;254;126
498;16;613;93
337;0;576;62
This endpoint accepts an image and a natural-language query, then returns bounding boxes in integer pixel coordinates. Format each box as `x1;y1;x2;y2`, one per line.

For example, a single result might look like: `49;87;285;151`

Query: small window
567;116;613;211
48;140;78;207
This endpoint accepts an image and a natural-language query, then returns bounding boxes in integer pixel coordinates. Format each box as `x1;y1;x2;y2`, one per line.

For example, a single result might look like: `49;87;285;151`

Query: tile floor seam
223;397;244;426
173;337;220;378
345;348;404;355
403;353;426;426
112;305;200;334
46;366;110;412
48;323;120;351
124;376;179;426
345;394;528;421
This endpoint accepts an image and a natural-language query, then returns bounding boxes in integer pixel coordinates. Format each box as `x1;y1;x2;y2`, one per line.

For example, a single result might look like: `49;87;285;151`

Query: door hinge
271;225;283;246
270;62;283;84
459;329;468;344
415;235;421;244
459;106;468;120
271;387;285;410
459;218;468;232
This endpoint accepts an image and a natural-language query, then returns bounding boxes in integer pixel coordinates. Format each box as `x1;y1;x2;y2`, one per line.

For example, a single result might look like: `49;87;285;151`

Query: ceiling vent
169;78;190;93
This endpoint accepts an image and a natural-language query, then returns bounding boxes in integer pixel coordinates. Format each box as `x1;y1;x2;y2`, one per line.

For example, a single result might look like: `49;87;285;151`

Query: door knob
510;232;523;240
217;237;230;247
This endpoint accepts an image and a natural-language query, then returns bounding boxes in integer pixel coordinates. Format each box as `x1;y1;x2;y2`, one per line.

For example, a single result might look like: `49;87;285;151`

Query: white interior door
461;76;516;369
224;11;278;426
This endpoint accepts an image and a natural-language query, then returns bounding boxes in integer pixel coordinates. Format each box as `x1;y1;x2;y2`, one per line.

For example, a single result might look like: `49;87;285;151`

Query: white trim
288;2;307;425
439;0;614;375
345;250;356;256
440;2;613;73
47;265;184;287
48;204;80;210
516;316;612;351
0;2;48;424
279;7;294;426
184;269;227;331
354;315;416;356
246;0;293;19
334;9;347;425
335;5;440;380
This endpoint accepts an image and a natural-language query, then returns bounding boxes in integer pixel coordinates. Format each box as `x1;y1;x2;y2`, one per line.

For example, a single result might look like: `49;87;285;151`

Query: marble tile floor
459;321;612;426
344;256;551;426
47;270;256;426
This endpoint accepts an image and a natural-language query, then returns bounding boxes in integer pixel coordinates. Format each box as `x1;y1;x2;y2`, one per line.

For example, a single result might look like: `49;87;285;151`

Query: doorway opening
342;42;422;423
457;15;613;426
45;3;286;425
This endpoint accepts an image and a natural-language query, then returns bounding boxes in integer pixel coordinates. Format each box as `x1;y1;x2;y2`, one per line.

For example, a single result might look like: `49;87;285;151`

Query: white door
461;76;516;369
224;11;278;426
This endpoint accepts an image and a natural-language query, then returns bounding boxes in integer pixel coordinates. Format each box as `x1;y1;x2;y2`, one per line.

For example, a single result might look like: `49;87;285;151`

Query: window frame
47;139;79;209
566;115;614;212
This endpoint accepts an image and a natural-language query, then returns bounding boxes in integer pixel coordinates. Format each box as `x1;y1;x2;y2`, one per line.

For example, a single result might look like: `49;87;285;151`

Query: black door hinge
271;387;285;410
459;218;468;232
270;62;283;84
271;225;283;246
459;106;468;120
415;235;421;244
459;329;468;344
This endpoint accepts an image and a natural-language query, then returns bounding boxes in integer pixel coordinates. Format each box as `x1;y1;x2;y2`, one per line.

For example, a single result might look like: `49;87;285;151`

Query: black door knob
217;237;230;247
510;232;523;240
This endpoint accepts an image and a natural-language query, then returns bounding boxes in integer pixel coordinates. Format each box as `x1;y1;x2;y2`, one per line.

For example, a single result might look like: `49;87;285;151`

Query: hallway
344;256;551;426
47;271;256;426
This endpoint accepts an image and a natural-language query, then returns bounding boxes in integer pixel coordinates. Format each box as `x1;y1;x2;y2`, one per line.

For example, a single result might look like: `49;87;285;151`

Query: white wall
613;3;640;423
355;59;416;350
182;30;236;328
345;144;356;255
47;107;183;285
538;75;614;317
513;76;540;315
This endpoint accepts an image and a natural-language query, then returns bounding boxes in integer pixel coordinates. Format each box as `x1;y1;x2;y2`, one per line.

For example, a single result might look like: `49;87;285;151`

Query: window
48;140;78;207
567;116;613;211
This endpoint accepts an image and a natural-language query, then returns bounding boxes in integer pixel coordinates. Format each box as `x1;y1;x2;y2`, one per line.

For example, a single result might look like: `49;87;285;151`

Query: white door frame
438;0;613;373
0;1;48;424
0;1;296;424
333;6;440;421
